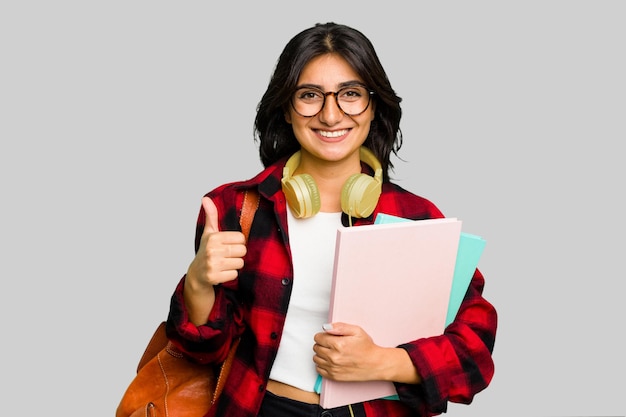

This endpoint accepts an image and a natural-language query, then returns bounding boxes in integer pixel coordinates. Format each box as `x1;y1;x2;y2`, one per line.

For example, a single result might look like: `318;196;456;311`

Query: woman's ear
284;110;292;124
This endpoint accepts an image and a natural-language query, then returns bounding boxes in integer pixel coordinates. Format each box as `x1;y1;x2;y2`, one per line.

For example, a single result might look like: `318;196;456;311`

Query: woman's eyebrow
294;80;366;91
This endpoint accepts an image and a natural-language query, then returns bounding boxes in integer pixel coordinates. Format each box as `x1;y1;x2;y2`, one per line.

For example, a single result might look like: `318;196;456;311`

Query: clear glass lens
292;85;371;117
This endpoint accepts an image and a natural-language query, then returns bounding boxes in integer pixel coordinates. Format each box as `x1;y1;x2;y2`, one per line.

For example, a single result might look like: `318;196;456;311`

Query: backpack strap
240;189;259;241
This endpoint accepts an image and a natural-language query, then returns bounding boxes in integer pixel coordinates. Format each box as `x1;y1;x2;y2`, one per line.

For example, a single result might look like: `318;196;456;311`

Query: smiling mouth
318;129;349;138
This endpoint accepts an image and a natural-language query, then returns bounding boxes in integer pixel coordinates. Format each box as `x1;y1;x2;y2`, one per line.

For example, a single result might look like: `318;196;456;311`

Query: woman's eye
299;90;323;100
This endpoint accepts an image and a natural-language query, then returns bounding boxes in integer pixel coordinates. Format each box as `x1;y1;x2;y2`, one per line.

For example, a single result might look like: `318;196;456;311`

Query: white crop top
268;207;342;391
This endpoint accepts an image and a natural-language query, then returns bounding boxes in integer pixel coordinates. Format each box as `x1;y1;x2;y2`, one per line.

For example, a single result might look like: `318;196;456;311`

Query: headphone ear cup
282;173;321;218
341;173;382;218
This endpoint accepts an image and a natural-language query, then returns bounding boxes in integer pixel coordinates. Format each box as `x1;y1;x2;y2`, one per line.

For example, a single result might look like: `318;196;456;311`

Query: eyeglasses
291;84;374;117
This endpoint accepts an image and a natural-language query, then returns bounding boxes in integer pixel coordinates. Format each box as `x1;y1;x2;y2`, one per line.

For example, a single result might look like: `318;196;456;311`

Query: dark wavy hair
253;22;403;182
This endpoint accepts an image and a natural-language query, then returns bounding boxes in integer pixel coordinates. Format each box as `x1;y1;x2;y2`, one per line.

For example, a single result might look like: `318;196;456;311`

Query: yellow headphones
281;146;383;219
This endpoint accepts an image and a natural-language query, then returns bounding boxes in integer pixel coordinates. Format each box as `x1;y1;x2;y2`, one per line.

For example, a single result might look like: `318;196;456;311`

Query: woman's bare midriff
266;379;320;404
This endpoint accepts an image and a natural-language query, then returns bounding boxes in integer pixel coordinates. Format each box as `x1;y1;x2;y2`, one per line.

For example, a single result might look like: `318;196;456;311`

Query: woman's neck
295;156;361;213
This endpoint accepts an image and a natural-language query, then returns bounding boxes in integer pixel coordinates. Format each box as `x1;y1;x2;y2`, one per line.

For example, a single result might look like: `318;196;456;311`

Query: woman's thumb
201;196;220;234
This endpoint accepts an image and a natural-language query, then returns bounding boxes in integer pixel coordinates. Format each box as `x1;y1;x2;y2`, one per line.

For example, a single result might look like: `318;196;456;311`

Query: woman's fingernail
322;323;333;331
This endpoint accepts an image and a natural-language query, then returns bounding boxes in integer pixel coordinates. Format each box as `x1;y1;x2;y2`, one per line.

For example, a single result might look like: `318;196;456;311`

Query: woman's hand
184;196;247;325
187;196;247;287
313;322;421;384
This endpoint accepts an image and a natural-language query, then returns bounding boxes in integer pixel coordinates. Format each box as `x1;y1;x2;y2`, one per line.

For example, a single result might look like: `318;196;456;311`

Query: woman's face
285;53;375;167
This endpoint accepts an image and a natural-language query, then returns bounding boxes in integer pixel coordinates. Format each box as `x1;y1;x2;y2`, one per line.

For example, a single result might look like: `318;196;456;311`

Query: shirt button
281;278;290;286
270;332;278;340
258;384;264;392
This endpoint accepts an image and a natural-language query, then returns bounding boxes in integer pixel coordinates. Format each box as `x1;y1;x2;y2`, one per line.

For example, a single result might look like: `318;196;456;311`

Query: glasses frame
290;84;375;118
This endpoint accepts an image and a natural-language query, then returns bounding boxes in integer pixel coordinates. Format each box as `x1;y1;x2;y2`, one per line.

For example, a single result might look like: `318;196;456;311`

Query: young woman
166;22;497;417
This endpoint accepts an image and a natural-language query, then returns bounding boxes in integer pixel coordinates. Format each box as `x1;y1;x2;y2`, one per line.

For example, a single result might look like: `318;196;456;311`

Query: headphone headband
283;147;382;181
358;146;383;183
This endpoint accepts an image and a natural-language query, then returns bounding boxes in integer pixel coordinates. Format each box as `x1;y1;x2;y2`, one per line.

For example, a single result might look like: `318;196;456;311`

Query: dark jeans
258;391;366;417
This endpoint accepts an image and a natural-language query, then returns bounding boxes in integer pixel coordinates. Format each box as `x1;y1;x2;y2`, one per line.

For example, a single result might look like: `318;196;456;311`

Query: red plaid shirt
166;157;497;417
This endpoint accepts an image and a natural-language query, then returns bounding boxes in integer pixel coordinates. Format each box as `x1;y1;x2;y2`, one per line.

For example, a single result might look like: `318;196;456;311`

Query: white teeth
319;129;348;138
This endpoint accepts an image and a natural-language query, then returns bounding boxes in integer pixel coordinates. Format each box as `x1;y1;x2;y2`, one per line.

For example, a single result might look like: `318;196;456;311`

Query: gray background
1;1;624;416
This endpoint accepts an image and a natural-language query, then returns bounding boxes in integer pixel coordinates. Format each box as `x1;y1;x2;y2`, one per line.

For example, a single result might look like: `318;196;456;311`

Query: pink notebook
319;218;462;408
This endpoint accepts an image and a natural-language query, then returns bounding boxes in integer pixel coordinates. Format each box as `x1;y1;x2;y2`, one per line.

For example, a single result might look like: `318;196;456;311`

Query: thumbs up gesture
186;196;248;290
